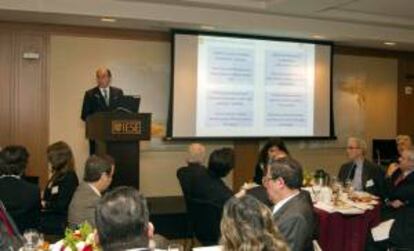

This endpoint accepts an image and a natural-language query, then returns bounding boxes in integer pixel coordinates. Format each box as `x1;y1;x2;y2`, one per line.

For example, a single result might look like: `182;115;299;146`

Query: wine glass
330;176;342;205
23;229;43;251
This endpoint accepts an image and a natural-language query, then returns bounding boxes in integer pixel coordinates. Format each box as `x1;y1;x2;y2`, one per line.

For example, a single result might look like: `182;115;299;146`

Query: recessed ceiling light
201;25;215;30
312;34;325;39
384;41;396;46
101;17;117;23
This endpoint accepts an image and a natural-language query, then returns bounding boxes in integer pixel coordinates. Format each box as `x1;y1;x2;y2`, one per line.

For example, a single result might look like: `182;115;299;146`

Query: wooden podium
86;112;151;188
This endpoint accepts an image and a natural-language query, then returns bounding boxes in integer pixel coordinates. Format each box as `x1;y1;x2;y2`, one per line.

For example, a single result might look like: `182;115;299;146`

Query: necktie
348;163;357;180
394;173;405;186
103;89;109;106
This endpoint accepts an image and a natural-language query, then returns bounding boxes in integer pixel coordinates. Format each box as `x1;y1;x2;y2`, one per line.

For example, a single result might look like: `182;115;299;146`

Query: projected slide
196;36;315;136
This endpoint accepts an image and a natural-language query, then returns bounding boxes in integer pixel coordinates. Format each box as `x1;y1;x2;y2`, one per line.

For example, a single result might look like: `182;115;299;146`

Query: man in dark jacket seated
264;158;315;251
338;137;384;197
366;149;414;251
382;149;414;219
0;146;40;233
177;143;208;199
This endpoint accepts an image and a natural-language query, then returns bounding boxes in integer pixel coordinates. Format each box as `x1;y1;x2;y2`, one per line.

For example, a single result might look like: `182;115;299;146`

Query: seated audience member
246;164;273;208
253;138;301;184
338;137;384;197
68;155;114;228
264;158;314;251
41;141;79;234
192;147;234;208
386;135;412;177
383;149;414;218
366;205;414;251
95;187;154;251
177;143;207;198
0;146;40;232
220;195;289;251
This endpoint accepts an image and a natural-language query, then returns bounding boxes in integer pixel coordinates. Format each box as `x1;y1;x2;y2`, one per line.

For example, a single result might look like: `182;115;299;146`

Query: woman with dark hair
41;141;79;235
0;146;41;232
253;138;291;185
220;195;289;251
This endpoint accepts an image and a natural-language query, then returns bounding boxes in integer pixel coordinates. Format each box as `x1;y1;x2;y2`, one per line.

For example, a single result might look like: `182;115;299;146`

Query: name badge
366;179;374;188
51;186;59;195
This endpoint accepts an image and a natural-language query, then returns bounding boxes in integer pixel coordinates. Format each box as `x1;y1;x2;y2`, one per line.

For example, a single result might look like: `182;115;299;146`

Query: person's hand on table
388;199;404;208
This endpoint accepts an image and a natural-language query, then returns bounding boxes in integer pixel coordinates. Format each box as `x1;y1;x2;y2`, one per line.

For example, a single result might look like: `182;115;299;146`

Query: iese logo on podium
111;120;141;135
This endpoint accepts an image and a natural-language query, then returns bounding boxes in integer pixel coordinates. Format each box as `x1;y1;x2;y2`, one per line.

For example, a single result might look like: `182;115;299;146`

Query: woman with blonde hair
220;195;289;251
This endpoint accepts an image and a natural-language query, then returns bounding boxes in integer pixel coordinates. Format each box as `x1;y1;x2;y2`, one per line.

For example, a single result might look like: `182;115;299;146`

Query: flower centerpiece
50;222;99;251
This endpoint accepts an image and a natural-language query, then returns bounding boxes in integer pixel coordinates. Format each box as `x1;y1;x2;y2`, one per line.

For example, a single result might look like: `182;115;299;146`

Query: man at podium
81;67;124;154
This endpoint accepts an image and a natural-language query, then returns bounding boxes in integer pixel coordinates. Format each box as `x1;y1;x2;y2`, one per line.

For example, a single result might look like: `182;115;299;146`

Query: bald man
81;67;124;154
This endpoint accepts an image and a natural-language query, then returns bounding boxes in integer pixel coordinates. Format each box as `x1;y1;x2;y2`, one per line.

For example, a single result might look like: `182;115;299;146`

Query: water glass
23;229;43;251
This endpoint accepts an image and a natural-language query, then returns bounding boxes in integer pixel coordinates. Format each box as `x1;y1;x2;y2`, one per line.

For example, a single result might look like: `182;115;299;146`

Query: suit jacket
246;186;273;208
41;170;79;234
43;170;79;214
0;177;41;232
177;163;208;199
338;159;385;197
273;191;314;251
389;206;414;249
68;183;101;228
177;163;233;209
385;169;414;208
81;86;124;121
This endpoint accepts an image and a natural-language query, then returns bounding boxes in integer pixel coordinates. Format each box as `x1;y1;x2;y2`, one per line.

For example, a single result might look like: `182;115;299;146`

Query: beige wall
50;35;397;196
49;35;233;197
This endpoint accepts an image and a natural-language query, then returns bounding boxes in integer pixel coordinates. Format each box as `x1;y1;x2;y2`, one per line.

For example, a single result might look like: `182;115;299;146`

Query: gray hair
404;149;414;162
186;143;206;164
348;137;368;155
396;135;412;145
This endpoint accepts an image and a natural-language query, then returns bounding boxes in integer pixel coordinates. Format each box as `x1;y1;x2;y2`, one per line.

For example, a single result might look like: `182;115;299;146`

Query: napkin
371;219;395;241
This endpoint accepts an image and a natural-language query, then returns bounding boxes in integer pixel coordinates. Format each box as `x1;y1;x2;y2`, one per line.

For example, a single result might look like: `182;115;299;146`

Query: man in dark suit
264;158;314;251
81;67;124;154
338;137;385;197
0;146;40;233
383;149;414;218
177;143;208;198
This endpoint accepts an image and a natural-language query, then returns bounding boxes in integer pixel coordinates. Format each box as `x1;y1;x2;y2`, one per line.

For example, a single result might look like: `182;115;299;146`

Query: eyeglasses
346;146;360;150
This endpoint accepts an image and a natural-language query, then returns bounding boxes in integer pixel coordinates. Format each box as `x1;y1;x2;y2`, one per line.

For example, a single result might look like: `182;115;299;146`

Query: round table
315;203;381;251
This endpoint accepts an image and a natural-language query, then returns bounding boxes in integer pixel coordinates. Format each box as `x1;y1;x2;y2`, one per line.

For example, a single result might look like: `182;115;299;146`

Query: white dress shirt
352;159;364;191
87;183;101;197
99;87;110;105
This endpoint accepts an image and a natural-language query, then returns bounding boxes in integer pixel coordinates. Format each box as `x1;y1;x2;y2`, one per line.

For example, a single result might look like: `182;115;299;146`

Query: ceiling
0;0;413;51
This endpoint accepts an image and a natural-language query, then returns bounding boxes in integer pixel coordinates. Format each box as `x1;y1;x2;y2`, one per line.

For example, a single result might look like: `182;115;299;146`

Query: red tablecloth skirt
315;204;381;251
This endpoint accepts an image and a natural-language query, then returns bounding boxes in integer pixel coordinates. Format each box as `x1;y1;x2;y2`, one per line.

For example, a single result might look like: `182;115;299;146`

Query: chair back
187;198;222;246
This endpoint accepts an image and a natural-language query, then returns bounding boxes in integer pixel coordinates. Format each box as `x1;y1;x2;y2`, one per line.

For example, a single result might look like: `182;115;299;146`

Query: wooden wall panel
233;141;260;190
13;32;49;186
397;57;414;136
0;31;13;147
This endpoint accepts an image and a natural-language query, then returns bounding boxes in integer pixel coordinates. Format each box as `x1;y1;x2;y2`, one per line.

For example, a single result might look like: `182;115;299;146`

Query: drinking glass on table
344;179;354;195
22;229;43;251
168;243;184;251
330;176;342;205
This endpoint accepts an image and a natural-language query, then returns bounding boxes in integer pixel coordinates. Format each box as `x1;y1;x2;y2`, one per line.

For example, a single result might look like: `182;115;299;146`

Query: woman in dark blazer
41;141;79;235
